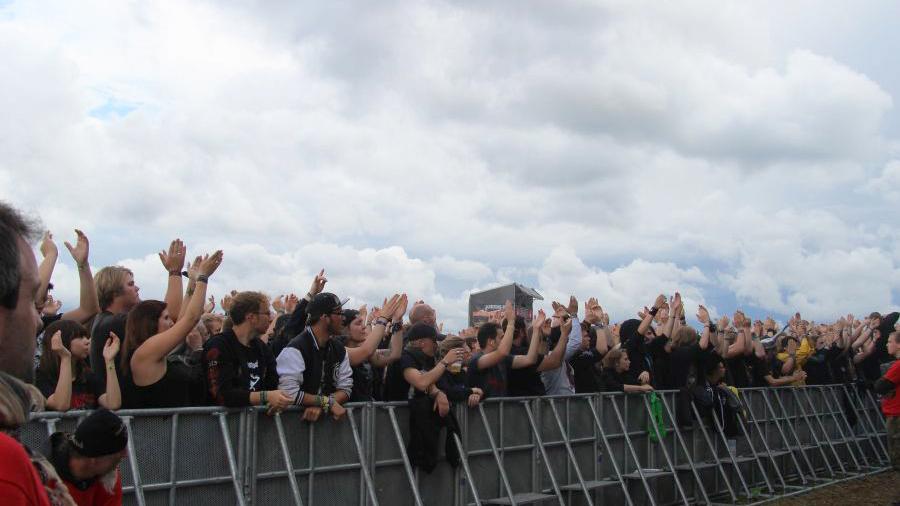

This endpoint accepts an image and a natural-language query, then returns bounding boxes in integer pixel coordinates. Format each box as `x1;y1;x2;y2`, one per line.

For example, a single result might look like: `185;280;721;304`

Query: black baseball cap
70;409;128;457
307;292;349;318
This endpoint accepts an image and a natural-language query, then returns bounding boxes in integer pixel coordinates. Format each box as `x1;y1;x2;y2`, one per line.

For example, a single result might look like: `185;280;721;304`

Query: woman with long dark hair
35;319;121;411
120;251;222;408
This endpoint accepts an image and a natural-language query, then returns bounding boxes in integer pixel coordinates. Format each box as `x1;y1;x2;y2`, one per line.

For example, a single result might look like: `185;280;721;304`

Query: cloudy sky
3;0;900;330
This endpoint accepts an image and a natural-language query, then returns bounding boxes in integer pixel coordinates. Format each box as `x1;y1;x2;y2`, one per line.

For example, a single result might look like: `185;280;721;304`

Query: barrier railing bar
167;413;179;505
850;387;889;464
810;387;862;472
689;401;738;502
273;412;304;506
121;475;236;493
655;393;712;505
640;395;690;505
792;389;845;476
608;395;656;506
584;396;634;506
476;403;517;505
216;412;247;506
732;396;775;495
451;432;482;506
546;398;592;505
521;401;564;505
307;414;315;506
121;416;146;506
386;405;425;506
704;390;753;500
739;392;788;491
864;390;888;431
348;408;379;506
822;386;870;470
768;389;821;480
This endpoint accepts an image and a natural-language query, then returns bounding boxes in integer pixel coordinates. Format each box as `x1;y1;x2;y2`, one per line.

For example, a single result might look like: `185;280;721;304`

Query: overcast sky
3;1;900;331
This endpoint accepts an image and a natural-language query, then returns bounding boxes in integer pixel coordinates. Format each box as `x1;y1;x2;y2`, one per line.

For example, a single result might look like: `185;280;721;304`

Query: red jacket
0;432;51;506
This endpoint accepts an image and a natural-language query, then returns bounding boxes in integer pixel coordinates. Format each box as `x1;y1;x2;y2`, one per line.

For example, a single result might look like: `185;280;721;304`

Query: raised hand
394;294;409;321
186;255;202;281
285;293;299;314
63;229;90;266
272;295;285;313
205;296;215;314
198;250;224;277
50;331;70;358
567;296;578;317
671;292;683;314
504;300;515;322
159;239;187;273
696;305;710;324
221;294;234;312
103;332;121;362
585;297;603;324
380;294;401;321
652;294;666;310
561;313;573;335
533;308;547;328
309;269;327;296
40;231;58;259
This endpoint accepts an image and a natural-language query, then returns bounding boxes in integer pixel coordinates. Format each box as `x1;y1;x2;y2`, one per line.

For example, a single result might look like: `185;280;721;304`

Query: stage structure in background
468;283;543;327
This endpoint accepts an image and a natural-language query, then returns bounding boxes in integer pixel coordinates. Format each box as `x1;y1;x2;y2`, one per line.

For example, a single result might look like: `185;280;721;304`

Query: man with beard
277;292;352;422
204;291;291;411
49;409;128;505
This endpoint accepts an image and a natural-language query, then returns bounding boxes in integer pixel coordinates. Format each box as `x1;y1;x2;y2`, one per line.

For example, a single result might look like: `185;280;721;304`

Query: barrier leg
640;395;690;505
814;386;863;472
545;398;592;505
273;413;304;506
738;391;788;491
792;388;846;476
609;395;657;506
731;395;775;496
386;406;425;506
347;408;379;506
690;400;745;501
122;416;147;506
655;392;712;505
771;389;829;479
216;412;247;506
451;431;482;506
168;413;179;505
585;396;635;506
844;385;889;465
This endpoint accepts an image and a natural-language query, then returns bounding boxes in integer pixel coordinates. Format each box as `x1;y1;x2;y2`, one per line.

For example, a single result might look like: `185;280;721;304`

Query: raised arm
36;232;58;306
159;239;187;321
637;294;666;336
97;332;121;410
44;331;72;411
60;230;100;323
535;310;573;371
697;305;712;349
348;294;405;366
584;298;610;356
131;251;222;384
370;296;408;368
475;300;516;370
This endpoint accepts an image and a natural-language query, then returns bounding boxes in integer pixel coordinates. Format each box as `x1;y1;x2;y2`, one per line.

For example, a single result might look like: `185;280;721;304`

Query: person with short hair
0;201;55;505
203;291;288;410
600;348;653;393
276;292;353;422
89;266;140;391
874;330;900;470
49;408;128;505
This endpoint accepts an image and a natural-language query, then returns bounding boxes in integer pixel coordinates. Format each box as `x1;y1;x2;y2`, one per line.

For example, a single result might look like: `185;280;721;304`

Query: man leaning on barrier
49;409;128;506
276;292;352;422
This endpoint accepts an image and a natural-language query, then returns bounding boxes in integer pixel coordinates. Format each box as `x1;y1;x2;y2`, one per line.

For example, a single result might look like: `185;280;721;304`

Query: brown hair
95;266;133;310
121;300;167;376
228;291;269;325
602;348;626;370
38;320;90;383
671;326;699;348
438;336;465;359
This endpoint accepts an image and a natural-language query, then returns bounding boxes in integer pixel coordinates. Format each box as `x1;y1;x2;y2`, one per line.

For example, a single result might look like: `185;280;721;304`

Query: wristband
391;322;403;334
374;317;389;327
648;307;659;316
168;270;181;277
196;274;209;284
260;390;268;406
708;323;717;333
77;262;88;272
304;292;314;302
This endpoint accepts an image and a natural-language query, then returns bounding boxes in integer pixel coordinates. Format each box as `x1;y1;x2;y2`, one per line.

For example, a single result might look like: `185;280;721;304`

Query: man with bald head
409;301;436;327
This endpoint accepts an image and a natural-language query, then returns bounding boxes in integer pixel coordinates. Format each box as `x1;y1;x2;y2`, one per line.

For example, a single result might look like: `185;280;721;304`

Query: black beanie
70;409;128;457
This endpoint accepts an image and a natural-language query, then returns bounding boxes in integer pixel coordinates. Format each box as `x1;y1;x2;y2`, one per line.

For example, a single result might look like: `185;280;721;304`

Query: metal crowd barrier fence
24;384;890;506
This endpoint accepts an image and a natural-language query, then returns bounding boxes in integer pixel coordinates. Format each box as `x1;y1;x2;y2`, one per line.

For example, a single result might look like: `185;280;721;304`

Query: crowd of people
0;201;897;505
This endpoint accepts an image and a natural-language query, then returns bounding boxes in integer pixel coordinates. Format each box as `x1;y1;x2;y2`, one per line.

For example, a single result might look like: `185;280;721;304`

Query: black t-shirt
748;354;772;387
725;355;750;388
439;369;471;403
204;330;278;407
827;346;851;384
350;362;374;402
35;367;103;410
507;343;546;397
859;353;882;383
668;344;701;389
803;347;832;385
89;311;127;390
384;350;434;401
467;352;514;398
570;350;603;393
600;368;628;392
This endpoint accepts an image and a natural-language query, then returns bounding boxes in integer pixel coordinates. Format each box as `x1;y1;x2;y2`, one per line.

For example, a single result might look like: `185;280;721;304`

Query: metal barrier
24;385;890;505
